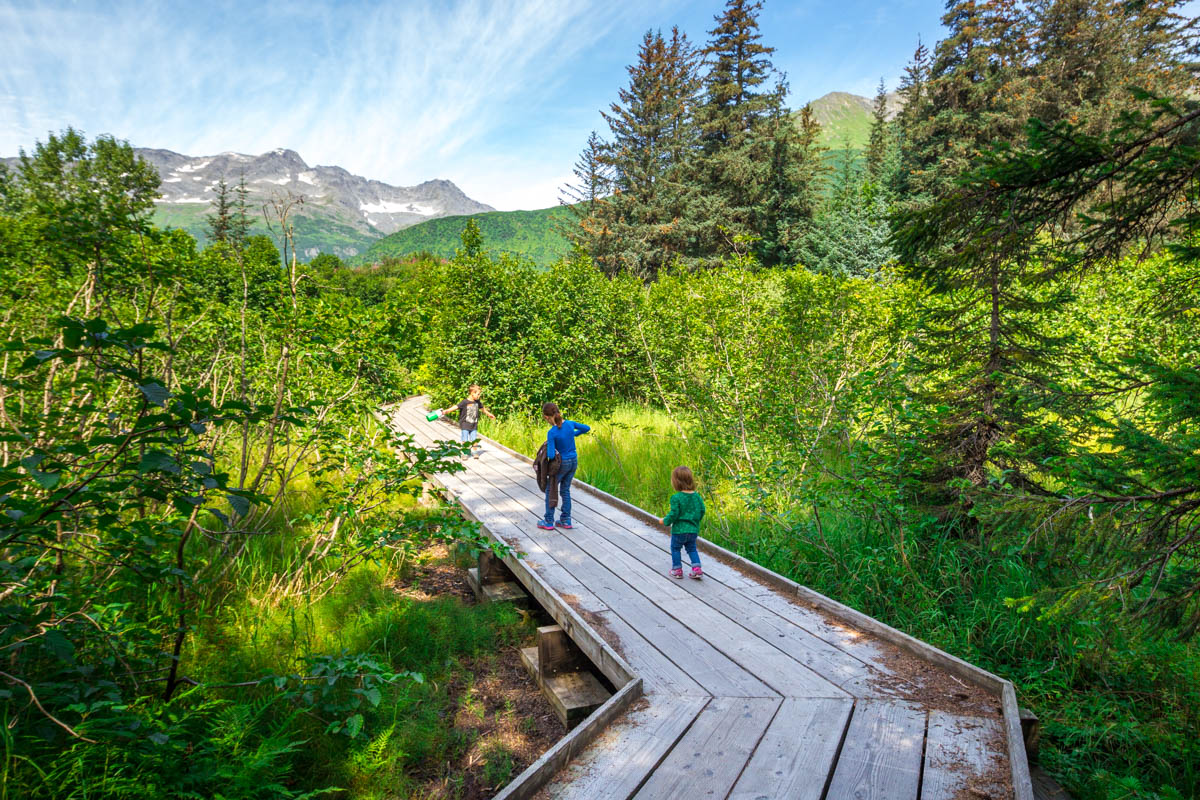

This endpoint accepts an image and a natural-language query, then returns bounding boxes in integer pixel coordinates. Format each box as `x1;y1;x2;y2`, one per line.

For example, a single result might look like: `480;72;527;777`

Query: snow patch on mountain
360;200;437;215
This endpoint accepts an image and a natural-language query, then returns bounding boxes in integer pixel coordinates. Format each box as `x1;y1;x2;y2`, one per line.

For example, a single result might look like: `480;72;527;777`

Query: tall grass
187;559;536;798
485;405;1200;800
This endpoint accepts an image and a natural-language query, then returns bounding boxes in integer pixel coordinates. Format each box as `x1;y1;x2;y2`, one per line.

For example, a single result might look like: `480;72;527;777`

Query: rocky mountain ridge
136;147;493;236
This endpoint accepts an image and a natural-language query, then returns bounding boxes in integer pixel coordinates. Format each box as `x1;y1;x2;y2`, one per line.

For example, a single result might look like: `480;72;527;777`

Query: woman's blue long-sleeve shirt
546;420;590;459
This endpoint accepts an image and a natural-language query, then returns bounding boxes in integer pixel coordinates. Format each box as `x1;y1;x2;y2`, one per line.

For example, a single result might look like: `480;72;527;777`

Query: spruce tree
685;0;823;267
561;131;615;269
896;89;1200;629
696;0;780;149
892;38;931;198
1028;0;1198;132
574;27;701;278
206;178;233;244
865;78;896;183
889;0;1200;498
900;0;1035;201
229;176;252;251
561;131;611;213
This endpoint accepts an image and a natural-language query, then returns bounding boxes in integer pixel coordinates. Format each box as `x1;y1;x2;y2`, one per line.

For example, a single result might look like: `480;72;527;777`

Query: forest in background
2;0;1199;797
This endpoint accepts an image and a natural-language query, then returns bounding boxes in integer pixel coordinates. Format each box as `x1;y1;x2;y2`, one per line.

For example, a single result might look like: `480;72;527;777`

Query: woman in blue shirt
537;401;590;531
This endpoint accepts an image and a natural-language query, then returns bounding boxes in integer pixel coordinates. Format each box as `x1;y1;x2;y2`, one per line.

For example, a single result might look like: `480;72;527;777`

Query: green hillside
362;205;572;266
153;203;381;260
805;91;875;150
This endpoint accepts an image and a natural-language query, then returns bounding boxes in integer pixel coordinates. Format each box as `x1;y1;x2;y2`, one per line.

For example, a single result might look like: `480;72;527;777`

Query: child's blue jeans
543;456;578;525
670;532;700;569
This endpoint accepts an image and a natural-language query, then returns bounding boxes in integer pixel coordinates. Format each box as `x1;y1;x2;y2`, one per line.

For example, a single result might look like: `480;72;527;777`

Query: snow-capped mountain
139;147;493;235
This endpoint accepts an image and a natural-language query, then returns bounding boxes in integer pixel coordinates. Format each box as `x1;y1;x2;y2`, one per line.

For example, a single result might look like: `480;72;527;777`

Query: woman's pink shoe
670;567;683;579
690;566;703;579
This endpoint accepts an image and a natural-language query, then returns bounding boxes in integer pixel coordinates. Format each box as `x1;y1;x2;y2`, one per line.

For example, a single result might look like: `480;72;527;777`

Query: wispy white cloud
0;0;659;208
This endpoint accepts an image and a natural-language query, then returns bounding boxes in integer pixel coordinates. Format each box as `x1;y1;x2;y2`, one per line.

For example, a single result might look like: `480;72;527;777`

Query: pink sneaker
690;566;703;579
670;567;683;579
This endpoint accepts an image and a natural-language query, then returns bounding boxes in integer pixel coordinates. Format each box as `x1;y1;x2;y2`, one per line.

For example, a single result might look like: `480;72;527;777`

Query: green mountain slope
153;203;382;259
803;90;903;151
362;206;572;266
806;91;874;149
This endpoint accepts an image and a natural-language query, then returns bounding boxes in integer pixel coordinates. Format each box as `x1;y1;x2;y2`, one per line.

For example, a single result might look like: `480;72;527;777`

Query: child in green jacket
662;466;704;579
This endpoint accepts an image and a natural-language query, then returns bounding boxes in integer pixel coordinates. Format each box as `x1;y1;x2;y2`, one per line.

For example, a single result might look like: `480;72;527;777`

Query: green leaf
138;382;171;407
138;450;180;475
42;629;75;662
345;713;364;738
227;492;251;517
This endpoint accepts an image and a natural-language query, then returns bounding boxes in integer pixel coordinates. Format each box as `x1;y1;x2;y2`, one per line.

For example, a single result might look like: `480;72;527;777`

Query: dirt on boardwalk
714;550;1002;716
395;544;567;800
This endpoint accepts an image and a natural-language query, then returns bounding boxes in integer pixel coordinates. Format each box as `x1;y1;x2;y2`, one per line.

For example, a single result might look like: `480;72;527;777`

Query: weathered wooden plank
922;711;1006;800
584;609;708;698
1003;682;1036;800
492;677;644;800
544;671;613;728
520;646;611;727
557;508;884;697
481;580;532;606
1031;766;1071;800
826;701;927;800
727;697;853;800
539;625;584;676
543;695;711;800
631;696;782;800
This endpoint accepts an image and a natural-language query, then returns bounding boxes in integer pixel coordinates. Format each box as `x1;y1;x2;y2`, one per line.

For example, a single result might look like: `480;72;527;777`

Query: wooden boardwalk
389;398;1033;800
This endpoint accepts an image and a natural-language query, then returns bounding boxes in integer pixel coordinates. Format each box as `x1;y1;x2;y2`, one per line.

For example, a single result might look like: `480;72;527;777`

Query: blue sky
1;0;948;210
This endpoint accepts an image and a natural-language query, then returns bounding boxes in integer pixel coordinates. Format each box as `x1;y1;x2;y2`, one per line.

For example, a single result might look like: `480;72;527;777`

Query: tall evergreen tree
892;38;931;198
206;179;233;244
1028;0;1198;131
574;27;701;277
696;0;780;149
900;0;1035;201
865;78;897;182
560;131;611;213
889;0;1200;498
896;87;1200;628
229;176;253;251
561;131;615;268
685;0;823;266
